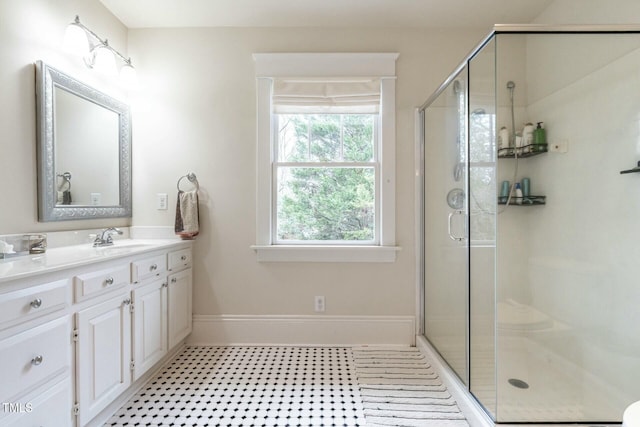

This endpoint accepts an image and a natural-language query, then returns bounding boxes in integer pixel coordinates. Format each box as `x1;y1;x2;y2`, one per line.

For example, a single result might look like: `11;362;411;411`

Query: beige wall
2;0;636;326
534;0;640;24
127;27;485;316
0;0;129;233
0;0;486;318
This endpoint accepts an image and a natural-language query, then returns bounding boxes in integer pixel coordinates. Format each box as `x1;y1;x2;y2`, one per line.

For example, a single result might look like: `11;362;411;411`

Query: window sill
251;245;401;263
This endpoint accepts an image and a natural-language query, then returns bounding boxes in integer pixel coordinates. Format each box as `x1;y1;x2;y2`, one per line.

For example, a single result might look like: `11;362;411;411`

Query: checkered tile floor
106;346;365;426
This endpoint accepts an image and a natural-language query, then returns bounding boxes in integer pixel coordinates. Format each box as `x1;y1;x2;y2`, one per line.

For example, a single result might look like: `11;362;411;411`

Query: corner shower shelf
498;195;546;206
498;143;548;158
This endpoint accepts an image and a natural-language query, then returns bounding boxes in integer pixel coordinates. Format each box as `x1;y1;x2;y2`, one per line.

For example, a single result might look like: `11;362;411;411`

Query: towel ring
177;172;199;192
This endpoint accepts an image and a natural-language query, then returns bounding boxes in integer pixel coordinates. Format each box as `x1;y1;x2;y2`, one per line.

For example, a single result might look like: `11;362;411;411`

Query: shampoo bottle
498;127;510;150
514;182;523;205
523;123;534;152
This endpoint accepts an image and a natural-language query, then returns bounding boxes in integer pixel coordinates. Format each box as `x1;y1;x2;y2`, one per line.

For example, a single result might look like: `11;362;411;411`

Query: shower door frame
417;22;640;329
416;23;640;426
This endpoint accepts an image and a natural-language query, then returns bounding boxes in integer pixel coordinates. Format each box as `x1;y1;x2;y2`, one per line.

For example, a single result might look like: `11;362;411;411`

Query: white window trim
253;53;400;262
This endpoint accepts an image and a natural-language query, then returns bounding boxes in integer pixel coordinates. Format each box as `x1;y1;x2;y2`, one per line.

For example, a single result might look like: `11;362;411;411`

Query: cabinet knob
171;277;177;284
105;277;114;286
30;298;43;309
150;264;158;271
162;282;168;288
123;298;131;306
31;355;43;366
180;255;187;261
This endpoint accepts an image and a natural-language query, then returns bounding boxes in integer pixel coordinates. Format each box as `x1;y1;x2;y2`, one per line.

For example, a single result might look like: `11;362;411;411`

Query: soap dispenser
534;122;546;151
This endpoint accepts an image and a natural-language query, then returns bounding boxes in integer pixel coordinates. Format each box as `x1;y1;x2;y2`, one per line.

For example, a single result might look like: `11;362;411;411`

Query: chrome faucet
93;227;123;247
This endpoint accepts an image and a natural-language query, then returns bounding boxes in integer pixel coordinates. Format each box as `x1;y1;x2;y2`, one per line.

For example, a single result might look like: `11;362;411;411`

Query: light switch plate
90;193;101;206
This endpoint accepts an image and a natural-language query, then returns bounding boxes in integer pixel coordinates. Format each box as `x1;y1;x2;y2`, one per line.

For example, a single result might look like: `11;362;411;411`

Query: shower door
423;66;469;384
467;37;497;418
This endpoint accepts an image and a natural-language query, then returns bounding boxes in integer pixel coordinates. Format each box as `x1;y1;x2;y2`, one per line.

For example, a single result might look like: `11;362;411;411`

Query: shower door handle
448;210;466;242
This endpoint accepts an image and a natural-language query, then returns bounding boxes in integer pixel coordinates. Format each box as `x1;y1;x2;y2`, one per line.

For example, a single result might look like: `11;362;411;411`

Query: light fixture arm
71;15;133;68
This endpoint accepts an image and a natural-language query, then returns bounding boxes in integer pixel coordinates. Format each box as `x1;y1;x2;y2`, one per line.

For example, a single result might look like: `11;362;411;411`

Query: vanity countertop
0;239;192;284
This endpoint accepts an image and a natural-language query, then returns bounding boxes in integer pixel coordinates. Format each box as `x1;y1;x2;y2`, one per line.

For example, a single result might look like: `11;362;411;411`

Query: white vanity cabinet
4;377;74;427
0;276;73;427
75;291;132;426
73;265;129;303
132;277;168;381
131;253;166;284
0;239;193;427
167;248;192;349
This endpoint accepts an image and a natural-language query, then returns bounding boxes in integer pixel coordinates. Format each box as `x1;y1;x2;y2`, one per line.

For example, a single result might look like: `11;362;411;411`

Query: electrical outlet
157;193;168;210
314;296;325;313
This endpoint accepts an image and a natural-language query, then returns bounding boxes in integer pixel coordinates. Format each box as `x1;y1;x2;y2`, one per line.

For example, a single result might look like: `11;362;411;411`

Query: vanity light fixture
63;15;137;86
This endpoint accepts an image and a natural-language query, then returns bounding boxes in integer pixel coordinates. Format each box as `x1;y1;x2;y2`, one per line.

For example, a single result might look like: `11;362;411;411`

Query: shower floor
471;334;621;423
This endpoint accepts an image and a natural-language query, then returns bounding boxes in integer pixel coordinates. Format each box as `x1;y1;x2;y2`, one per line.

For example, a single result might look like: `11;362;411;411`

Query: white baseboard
188;314;415;347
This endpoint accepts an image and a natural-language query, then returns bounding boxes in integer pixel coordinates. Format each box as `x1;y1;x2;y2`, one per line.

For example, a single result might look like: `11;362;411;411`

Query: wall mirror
35;60;132;221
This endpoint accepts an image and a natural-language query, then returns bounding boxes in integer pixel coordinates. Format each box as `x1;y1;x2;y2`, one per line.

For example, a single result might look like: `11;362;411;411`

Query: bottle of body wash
523;123;534;153
514;182;523;205
498;127;510;150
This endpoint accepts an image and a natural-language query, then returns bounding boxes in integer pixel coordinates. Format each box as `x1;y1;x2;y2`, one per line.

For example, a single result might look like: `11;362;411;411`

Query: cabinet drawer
0;279;69;331
0;316;71;403
132;254;166;283
168;248;192;271
3;377;73;427
74;264;130;302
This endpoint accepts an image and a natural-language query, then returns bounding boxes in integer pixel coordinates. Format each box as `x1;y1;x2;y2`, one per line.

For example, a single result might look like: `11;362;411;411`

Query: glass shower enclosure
419;26;640;424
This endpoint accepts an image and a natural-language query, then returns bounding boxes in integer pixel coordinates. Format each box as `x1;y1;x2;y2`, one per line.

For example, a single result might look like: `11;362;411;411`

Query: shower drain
508;378;530;389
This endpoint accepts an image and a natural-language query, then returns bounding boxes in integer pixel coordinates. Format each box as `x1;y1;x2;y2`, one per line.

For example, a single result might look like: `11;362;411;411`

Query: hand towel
57;190;72;205
175;189;199;239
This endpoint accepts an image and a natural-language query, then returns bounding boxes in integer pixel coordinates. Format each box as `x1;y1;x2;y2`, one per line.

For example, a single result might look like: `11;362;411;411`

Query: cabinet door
76;292;132;427
4;377;73;427
133;278;167;381
0;316;71;405
167;268;192;349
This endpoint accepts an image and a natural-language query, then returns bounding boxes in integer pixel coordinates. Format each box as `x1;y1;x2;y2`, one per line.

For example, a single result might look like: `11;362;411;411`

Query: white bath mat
353;347;469;427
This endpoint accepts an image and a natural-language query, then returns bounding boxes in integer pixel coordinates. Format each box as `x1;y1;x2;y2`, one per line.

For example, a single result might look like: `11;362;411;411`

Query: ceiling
99;0;554;29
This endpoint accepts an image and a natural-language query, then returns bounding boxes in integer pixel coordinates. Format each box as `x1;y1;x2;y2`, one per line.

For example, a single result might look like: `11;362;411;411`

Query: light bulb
120;62;138;87
63;23;89;57
92;44;117;76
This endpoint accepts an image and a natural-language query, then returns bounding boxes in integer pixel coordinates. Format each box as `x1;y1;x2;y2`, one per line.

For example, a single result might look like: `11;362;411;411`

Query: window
253;53;399;262
276;113;377;243
468;110;496;244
